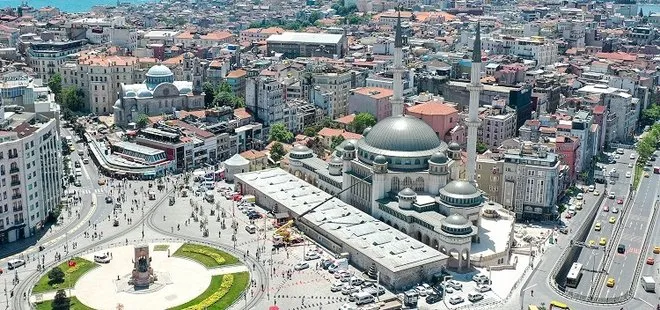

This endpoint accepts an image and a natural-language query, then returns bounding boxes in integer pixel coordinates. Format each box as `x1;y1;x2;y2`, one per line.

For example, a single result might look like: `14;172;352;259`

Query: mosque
113;59;205;127
286;18;515;270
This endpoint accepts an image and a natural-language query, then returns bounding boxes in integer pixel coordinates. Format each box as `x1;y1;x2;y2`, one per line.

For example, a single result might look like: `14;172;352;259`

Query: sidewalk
30;289;77;302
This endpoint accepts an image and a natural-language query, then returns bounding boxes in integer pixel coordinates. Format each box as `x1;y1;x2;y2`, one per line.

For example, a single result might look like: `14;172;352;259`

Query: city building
481;35;558;66
312;67;352;119
245;76;285;128
0;111;62;245
406;101;459;142
27;39;89;81
347;87;392;121
477;102;517;149
266;32;346;59
239;27;285;44
113;64;204;127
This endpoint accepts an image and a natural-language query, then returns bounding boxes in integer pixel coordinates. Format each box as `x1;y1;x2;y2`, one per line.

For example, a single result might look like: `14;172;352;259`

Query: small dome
363;126;372;136
444;213;469;226
289;144;313;159
398;187;416;197
429;152;448;164
146;64;173;77
443;180;479;196
449;142;461;151
292;144;311;153
330;156;343;164
137;90;153;98
179;87;192;94
344;142;355;151
373;155;387;165
125;91;136;97
335;139;358;153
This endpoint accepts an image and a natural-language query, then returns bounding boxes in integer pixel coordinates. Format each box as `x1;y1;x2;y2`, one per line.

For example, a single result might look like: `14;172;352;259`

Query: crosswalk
76;188;107;196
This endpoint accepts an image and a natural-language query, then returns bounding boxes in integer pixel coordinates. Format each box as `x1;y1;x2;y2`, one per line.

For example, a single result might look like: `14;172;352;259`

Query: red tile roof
592;105;606;114
407;102;457;116
334;114;355;125
233;108;252;120
351;87;393;99
240;149;267;160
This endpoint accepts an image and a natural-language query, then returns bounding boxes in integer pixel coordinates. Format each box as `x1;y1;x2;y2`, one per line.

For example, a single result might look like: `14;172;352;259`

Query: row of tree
48;73;86;121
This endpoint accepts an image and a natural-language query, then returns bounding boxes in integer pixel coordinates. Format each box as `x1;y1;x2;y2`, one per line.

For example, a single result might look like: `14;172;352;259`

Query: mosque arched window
391;177;400;192
403;177;413;189
415;177;425;192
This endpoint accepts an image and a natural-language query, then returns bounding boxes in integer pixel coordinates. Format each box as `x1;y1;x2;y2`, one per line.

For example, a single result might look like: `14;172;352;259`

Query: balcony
8;153;18;159
12;207;22;212
10;167;19;173
11;180;20;186
11;194;22;200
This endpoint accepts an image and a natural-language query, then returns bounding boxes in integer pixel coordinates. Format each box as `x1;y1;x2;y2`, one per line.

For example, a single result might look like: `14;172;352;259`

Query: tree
135;114;149;129
52;289;70;310
476;141;489;154
212;91;235;107
641;104;660;128
48;73;62;101
202;82;216;107
349;112;377;134
331;135;345;149
270;142;286;162
636;123;660;164
61;86;85;112
268;123;294;143
218;81;232;93
303;126;318;137
48;267;65;285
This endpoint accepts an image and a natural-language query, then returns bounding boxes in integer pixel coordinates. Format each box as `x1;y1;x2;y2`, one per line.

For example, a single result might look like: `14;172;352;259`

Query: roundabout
31;242;249;310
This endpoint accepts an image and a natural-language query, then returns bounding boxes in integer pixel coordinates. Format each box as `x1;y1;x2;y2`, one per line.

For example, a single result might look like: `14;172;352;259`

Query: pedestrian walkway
30;289;77;302
77;188;107;195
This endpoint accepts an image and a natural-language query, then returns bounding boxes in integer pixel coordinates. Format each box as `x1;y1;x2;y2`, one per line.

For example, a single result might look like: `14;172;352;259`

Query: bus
565;262;583;288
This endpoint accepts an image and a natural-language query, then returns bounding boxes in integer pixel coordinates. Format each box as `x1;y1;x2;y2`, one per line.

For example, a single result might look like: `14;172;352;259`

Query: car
576;193;584;200
654;246;660;254
617;244;626;253
472;274;489;282
594;222;601;231
559;227;569;234
415;285;429;297
349;277;364;287
74;161;81;168
341;284;359;295
339;273;352;283
603;205;609;212
98;178;106;185
304;251;320;261
476;285;491;292
612;207;620;213
599;237;607;246
647;257;655;265
628;163;633;168
74;179;81;187
468;292;484;302
93;254;111;263
617;199;623;204
616;148;624;155
105;196;113;204
294;262;309;271
630;153;636;159
606;278;615;287
448;296;464;305
426;293;442;304
339;303;358;310
593;190;600;196
608;192;616;199
446;280;462;290
363;285;385;296
609;216;616;223
565;213;573;219
331;281;344;292
614;154;620;159
625;172;631;178
645;172;650;178
444;285;454;294
588;185;595;192
334;269;350;278
589;240;596;247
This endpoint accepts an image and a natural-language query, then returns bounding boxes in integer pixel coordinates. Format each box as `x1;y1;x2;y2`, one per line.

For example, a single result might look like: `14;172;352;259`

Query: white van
7;259;25;270
245;225;257;234
568;205;576;215
75;167;82;177
354;291;374;305
94;254;111;263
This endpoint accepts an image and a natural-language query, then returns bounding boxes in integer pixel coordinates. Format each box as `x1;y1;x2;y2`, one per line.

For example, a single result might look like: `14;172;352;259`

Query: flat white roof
266;32;344;45
235;168;445;272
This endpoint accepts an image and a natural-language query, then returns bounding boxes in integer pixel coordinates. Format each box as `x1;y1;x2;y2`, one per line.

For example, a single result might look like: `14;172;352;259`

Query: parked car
446;280;463;290
468;292;484;302
331;281;344;292
363;285;385;296
612;207;619;213
472;274;489;283
294;262;309;271
341;284;359;295
617;199;624;204
426;293;442;304
415;285;429;297
93;254;111;263
476;285;491;292
105;196;113;204
448;296;464;305
559;227;569;234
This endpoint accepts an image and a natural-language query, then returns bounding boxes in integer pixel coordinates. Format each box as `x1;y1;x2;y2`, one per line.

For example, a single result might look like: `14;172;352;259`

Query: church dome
429;152;448;164
449;141;461;151
179;87;192;94
360;115;443;154
146;65;173;77
373;155;387;165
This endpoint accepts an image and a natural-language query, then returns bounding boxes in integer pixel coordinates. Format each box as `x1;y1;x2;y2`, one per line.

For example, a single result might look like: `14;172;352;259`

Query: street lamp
441;275;452;307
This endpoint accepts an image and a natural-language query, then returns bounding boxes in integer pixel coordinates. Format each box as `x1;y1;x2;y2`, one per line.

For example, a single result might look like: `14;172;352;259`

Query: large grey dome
147;65;173;77
443;180;479;196
360;116;443;154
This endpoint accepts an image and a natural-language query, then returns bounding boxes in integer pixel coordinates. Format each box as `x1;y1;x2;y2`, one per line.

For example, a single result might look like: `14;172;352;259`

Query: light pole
441;275;452;307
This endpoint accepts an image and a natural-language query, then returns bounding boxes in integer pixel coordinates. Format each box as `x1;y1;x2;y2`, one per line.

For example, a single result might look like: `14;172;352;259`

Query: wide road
636;171;660;307
565;149;635;296
596;163;660;299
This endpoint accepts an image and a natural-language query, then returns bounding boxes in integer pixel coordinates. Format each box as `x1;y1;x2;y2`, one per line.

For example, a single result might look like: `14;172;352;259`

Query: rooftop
266;32;344;45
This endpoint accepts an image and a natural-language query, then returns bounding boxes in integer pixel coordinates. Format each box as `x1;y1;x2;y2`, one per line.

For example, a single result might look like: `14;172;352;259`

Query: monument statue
130;244;155;288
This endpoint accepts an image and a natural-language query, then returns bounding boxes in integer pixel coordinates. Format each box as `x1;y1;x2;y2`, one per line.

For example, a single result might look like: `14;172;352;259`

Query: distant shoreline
0;0;156;13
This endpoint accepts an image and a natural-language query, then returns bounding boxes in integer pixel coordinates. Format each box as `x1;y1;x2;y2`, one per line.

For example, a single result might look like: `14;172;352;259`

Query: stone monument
130;244;155;288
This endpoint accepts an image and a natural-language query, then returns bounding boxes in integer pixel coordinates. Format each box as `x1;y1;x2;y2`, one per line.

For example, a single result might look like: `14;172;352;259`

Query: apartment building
312;68;352;119
239;27;285;44
245;76;285;128
27;39;88;81
347;87;393;121
266;32;345;59
475;151;504;203
477;103;517;149
0;114;61;245
577;84;637;143
481;35;558;66
501;143;560;220
174;30;235;48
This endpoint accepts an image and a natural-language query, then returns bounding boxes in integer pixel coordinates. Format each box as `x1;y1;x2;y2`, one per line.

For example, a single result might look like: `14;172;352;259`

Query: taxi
593;190;600;196
647;257;655;265
594;222;601;231
588;240;596;247
644;172;650;178
654;246;660;254
599;237;607;246
606;278;615;287
609;216;616;224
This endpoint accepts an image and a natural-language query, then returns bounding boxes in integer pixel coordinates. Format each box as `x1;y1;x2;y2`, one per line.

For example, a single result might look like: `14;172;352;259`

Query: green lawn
33;257;98;293
173;243;239;268
169;272;249;310
35;296;94;310
153;244;170;251
633;164;644;189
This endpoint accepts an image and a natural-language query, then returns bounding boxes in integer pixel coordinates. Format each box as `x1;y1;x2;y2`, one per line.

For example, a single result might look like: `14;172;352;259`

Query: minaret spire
391;7;405;117
465;22;483;184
